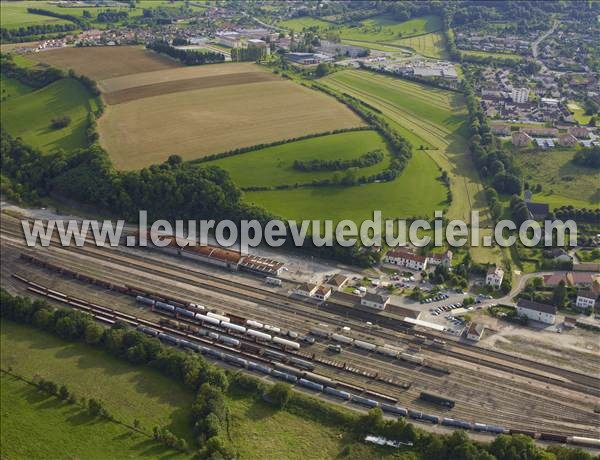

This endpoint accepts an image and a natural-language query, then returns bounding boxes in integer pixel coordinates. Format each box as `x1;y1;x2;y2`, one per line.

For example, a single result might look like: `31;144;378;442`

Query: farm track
1;217;598;395
1;221;599;436
4;252;597;438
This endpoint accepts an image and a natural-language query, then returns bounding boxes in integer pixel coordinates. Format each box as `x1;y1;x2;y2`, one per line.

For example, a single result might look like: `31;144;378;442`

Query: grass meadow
0;373;184;459
320;70;504;265
1;321;404;459
245;151;446;223
338;15;442;43
0;77;96;153
1;320;196;442
387;31;449;59
513;148;600;208
206;130;391;188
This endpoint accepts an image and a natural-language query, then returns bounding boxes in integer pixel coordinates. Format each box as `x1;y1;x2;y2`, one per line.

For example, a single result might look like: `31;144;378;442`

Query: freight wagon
420;392;455;408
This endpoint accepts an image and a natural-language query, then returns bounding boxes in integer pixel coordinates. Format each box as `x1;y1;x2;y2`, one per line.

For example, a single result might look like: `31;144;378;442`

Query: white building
516;299;557;325
360;292;390;310
485;266;504;288
294;283;317;298
314;285;332;301
217;31;242;48
466;323;485;341
384;248;428;271
511;87;529;104
426;250;453;267
575;291;597;310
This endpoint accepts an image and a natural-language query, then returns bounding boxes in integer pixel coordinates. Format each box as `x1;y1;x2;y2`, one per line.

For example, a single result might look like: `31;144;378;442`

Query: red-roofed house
384;248;428;271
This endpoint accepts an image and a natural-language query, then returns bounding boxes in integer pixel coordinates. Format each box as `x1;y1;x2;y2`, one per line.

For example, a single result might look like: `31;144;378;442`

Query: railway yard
1;213;599;447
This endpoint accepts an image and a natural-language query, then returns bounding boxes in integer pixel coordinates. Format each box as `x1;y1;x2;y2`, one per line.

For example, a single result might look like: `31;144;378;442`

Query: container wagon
354;340;377;351
442;418;471;430
420;392;455;408
246;320;264;329
309;327;330;338
324;387;351;400
298;378;324;392
331;334;353;344
271;370;298;383
539;433;568;443
273;337;300;350
351;395;379;408
207;312;230;323
288;357;314;370
247;329;271;342
380;403;408;417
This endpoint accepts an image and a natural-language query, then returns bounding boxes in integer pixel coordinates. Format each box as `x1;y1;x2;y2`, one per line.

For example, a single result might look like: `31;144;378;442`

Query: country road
532;20;558;74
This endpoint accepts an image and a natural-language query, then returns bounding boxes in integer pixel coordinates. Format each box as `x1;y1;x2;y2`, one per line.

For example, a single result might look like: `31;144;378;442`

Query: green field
460;49;524;62
0;77;95;153
0;0;180;30
0;74;33;100
338;14;442;43
245;151;446;222
1;320;195;442
278;16;334;32
387;31;448;59
319;69;503;265
0;373;183;459
0;1;72;28
1;320;402;459
513;149;600;208
206;130;392;188
567;101;593;125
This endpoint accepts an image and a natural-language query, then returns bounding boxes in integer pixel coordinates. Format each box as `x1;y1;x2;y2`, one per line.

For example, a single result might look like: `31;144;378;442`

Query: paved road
532;21;558;74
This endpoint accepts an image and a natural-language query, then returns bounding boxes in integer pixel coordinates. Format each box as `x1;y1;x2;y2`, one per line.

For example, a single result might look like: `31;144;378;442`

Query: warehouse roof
516;298;556;315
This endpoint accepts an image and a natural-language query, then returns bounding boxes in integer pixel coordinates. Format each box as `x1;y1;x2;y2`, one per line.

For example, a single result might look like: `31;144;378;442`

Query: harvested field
98;62;259;92
104;71;279;105
98;79;365;170
30;46;180;80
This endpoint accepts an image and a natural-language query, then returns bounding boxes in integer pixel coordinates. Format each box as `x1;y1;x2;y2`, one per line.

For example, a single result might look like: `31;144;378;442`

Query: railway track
1;220;599;437
4;222;597;399
4;246;598;438
10;272;598;438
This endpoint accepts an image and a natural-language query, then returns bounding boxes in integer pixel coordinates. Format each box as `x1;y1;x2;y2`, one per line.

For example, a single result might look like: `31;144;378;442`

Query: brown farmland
98;79;365;170
103;71;279;105
30;46;180;80
98;63;261;93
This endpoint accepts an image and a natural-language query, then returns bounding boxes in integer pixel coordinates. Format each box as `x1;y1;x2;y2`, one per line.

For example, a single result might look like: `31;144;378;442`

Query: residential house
516;299;557;324
326;274;349;291
557;133;578;147
466;323;485;341
491;124;510;136
512;131;533;147
427;250;453;267
526;202;550;220
485;266;504;288
384;248;428;271
360;292;390;310
314;285;332;301
569;127;590;139
294;283;317;297
575;290;597;310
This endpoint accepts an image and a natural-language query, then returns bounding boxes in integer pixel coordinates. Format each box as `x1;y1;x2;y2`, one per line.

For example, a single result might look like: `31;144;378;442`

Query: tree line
292;149;384;172
1;289;593;460
231;46;266;62
1;23;77;42
462;69;522;196
96;10;129;22
1;53;63;88
146;40;225;65
573;145;600;169
554;206;600;224
26;8;88;29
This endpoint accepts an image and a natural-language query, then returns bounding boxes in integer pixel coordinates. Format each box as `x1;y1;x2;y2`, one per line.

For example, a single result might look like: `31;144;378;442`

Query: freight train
310;327;449;373
137;295;302;350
